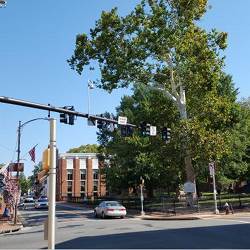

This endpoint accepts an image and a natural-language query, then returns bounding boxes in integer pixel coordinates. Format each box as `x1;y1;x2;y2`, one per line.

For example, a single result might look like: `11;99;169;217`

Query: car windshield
105;201;121;207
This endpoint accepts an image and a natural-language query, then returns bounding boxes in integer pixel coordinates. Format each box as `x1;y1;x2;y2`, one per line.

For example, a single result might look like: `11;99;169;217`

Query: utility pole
48;118;57;250
13;121;21;225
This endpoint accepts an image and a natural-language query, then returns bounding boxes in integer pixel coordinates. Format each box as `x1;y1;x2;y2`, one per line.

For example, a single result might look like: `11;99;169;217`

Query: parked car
19;196;35;209
34;197;48;209
24;196;34;202
94;201;126;219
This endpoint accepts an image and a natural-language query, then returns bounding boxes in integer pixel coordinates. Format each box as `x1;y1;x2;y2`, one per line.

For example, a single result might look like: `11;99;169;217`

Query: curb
0;225;23;235
139;215;201;220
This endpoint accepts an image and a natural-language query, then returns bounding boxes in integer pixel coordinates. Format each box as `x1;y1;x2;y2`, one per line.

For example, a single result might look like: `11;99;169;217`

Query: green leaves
67;144;100;153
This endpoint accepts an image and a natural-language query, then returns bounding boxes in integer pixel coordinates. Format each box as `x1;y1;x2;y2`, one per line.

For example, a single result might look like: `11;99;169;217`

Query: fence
67;193;250;215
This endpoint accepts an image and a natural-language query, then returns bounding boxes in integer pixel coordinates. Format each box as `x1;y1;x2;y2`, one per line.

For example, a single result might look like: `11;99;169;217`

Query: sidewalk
139;210;250;220
0;217;23;234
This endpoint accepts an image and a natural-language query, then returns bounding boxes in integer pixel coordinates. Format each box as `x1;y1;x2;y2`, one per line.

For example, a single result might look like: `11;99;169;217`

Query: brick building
56;153;106;201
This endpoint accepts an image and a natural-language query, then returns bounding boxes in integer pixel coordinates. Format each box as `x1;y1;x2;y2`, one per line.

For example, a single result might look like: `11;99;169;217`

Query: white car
34;197;48;209
94;201;127;219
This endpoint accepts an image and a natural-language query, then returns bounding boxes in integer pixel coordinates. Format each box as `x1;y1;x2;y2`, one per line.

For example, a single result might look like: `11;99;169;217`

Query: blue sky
0;0;249;176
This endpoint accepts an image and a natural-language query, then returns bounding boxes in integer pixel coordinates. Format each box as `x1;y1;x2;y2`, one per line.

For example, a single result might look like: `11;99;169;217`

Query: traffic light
59;106;75;125
68;106;75;125
162;127;171;142
127;126;133;137
120;126;127;137
146;123;151;136
120;126;133;137
140;122;151;137
140;122;147;137
42;148;50;172
60;113;68;124
97;120;104;129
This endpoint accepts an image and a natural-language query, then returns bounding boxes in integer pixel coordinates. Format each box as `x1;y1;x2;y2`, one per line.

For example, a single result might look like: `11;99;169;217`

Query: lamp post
87;80;94;115
14;117;49;225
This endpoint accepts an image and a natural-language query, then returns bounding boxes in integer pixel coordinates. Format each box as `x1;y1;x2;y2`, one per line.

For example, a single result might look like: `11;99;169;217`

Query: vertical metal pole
87;86;90;115
87;82;90;115
140;184;144;216
48;119;56;249
14;121;21;225
212;166;219;214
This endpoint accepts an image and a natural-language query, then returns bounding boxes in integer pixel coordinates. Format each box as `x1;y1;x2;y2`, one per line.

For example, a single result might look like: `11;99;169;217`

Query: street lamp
14;117;49;225
87;80;94;115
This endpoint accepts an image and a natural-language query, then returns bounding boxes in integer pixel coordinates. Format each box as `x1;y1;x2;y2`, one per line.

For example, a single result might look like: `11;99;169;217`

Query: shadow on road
55;223;250;249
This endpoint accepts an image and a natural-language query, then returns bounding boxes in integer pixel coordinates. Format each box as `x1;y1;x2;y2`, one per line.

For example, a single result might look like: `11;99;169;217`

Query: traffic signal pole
48;118;57;250
0;96;136;128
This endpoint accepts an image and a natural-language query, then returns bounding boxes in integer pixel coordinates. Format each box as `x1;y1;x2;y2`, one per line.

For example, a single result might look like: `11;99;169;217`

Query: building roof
59;153;99;159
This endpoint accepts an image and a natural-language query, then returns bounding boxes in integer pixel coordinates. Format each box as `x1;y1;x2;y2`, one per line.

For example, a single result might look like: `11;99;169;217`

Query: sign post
209;162;219;214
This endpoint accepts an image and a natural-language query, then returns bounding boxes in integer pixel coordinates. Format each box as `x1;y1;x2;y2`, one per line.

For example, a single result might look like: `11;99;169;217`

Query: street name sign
118;116;127;125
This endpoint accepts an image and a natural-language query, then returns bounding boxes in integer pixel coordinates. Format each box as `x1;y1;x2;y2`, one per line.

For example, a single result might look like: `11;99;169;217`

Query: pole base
214;209;220;214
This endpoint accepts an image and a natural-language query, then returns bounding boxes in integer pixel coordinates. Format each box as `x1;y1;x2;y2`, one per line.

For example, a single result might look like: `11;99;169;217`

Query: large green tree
220;98;250;184
98;85;183;196
68;0;240;191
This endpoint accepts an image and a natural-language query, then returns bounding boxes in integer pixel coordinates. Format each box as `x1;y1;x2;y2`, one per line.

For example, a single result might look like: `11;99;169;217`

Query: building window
80;181;86;193
67;170;73;180
67;181;72;193
80;170;86;180
92;158;99;169
66;159;73;169
93;169;99;180
93;180;98;196
79;158;86;169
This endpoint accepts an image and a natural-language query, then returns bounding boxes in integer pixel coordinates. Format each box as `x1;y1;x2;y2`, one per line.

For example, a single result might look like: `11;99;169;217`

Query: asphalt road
0;203;250;249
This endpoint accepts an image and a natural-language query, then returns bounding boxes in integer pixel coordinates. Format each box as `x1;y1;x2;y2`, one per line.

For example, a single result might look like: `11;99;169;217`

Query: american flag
29;146;36;163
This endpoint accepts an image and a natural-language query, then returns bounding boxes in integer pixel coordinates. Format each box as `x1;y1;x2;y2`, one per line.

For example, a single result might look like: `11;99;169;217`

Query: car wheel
120;216;125;219
101;212;105;219
94;210;98;218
